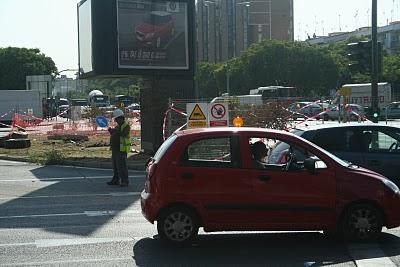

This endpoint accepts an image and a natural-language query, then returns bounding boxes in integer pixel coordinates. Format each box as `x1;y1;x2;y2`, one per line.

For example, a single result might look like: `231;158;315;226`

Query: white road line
347;244;396;267
0;191;140;200
0;209;141;219
0;175;144;182
1;256;134;266
35;237;134;247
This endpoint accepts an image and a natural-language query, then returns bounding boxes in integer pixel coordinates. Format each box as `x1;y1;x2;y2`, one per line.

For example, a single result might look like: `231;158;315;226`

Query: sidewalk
0;154;147;171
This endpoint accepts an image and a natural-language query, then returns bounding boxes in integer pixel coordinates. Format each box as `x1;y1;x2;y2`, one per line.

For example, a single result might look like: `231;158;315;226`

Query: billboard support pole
371;0;379;123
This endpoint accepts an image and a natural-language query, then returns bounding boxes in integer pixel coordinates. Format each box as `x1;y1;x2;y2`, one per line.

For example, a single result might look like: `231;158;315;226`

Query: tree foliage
0;47;57;90
196;40;341;97
86;78;142;102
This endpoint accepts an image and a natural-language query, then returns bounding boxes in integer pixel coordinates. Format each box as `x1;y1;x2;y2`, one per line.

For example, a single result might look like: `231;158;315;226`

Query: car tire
157;206;199;245
4;139;31;149
339;203;383;242
323;114;329;121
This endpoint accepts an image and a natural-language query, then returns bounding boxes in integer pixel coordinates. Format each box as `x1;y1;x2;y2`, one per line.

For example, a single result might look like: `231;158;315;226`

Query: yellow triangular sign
189;104;206;120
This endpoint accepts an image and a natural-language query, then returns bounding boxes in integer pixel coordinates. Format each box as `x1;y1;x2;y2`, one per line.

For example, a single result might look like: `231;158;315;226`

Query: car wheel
340;203;383;242
323;114;329;121
4;139;31;149
157;206;199;244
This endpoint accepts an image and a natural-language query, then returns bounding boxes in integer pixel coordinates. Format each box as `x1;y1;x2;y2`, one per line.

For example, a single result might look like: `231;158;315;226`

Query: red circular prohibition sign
211;104;226;119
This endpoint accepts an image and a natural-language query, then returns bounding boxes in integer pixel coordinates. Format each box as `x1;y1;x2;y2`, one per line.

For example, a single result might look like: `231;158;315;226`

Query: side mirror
304;158;316;173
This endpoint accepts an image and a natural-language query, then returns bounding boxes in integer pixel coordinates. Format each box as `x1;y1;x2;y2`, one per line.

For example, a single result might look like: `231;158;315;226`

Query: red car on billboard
135;11;175;48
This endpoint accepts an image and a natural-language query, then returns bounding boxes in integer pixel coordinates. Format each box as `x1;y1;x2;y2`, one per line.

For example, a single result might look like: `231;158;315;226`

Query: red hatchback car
141;127;400;244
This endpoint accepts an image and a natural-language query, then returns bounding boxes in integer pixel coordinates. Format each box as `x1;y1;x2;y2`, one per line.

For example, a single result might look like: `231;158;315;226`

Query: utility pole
371;0;379;123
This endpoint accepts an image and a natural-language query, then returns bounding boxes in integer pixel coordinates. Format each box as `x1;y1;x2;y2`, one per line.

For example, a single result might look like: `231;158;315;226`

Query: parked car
381;102;400;119
288;123;400;185
141;127;400;244
288;101;323;119
135;11;175;48
319;104;365;121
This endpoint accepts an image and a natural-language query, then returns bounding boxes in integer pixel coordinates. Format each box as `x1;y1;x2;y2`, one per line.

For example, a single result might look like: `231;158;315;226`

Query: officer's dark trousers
111;152;129;184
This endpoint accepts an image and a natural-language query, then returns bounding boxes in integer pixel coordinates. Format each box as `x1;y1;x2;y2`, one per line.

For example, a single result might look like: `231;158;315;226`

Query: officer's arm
121;124;130;137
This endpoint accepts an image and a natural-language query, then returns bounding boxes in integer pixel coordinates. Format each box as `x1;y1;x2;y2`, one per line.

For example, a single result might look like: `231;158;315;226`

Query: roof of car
292;122;399;132
175;127;290;136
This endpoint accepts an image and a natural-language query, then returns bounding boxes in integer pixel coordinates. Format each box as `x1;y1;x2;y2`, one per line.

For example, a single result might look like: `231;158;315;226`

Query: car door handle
258;175;271;182
366;160;380;166
182;173;194;180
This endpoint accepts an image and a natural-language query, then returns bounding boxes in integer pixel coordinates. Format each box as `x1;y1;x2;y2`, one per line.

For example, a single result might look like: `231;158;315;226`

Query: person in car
251;141;269;169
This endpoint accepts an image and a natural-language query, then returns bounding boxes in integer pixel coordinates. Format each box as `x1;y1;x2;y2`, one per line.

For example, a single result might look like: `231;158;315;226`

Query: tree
383;53;400;97
195;62;222;99
0;47;57;90
212;40;340;97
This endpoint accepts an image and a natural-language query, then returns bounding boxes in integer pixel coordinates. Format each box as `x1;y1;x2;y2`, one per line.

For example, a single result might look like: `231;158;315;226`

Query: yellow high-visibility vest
119;121;131;153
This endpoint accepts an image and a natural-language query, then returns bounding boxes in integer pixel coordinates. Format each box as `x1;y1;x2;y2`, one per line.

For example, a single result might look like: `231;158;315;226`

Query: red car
141;127;400;244
135;11;175;48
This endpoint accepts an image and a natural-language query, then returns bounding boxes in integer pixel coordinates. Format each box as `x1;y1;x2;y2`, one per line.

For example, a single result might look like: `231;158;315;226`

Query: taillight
145;162;157;193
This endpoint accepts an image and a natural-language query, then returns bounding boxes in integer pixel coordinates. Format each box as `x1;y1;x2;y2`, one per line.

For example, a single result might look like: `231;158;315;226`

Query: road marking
0;175;144;182
347;244;396;267
1;256;134;266
0;192;140;200
35;237;134;247
0;209;141;219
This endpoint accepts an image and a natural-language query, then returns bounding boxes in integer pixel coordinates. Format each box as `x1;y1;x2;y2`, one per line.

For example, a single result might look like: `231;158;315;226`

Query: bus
249;86;299;100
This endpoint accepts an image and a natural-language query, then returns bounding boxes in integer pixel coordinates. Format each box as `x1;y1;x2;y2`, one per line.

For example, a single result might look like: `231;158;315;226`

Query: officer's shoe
120;182;129;187
107;180;120;186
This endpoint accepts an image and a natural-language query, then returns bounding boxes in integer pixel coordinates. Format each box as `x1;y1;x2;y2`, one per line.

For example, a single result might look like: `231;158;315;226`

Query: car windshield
291;129;351;167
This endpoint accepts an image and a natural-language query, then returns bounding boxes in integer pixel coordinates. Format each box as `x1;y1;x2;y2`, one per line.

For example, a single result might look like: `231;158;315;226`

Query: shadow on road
132;231;400;266
0;163;143;236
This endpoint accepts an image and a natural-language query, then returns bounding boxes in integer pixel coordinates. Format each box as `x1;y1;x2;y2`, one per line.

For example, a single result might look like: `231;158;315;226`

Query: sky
0;0;399;77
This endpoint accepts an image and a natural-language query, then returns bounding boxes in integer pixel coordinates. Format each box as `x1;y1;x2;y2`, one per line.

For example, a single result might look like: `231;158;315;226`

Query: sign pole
371;0;379;123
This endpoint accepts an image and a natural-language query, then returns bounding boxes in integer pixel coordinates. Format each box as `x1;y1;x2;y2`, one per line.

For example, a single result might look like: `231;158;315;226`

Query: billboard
117;0;189;70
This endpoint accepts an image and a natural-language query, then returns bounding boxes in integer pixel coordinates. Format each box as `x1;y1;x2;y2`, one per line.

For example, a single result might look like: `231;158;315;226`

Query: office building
196;0;294;63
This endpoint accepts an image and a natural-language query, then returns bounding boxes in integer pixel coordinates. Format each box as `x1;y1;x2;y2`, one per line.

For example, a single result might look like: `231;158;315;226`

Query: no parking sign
208;103;229;127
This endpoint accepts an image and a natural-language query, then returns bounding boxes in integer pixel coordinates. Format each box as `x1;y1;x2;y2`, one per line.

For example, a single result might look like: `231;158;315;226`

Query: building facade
308;21;400;55
196;0;294;63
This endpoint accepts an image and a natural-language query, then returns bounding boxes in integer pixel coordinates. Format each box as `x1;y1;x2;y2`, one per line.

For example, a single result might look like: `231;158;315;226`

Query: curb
0;155;146;171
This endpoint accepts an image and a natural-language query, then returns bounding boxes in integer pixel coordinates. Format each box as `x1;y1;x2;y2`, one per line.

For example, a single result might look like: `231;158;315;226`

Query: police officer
107;109;131;187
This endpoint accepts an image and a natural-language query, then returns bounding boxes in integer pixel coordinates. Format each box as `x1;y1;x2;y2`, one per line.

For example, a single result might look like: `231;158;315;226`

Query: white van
211;95;263;106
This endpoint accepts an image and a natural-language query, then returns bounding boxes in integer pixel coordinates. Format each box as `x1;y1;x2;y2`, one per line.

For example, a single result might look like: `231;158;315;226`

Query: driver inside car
251;141;269;169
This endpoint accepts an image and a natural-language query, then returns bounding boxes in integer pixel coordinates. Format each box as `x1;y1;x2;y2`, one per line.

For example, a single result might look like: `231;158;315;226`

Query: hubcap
163;212;193;242
348;208;379;239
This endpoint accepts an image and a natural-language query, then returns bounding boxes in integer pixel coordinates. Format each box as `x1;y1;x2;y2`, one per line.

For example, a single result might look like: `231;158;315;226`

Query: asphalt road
0;159;399;266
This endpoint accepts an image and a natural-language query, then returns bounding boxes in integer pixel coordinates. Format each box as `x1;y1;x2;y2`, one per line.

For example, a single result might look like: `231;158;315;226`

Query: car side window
250;137;327;171
365;130;400;153
181;137;239;168
313;129;346;151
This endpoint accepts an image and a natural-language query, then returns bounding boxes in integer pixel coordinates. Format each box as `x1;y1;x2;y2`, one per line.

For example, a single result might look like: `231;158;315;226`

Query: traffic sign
95;116;108;128
208;103;229;127
187;103;208;128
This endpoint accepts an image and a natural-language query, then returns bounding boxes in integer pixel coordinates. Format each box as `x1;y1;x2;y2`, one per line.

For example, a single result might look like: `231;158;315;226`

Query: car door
360;126;400;183
243;134;336;229
176;135;254;227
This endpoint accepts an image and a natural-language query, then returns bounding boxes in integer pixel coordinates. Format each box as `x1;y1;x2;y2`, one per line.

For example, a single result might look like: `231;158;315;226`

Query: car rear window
153;134;177;162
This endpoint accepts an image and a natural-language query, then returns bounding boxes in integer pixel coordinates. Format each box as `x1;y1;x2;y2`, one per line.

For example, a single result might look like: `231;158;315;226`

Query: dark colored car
135;11;175;48
141;127;400;244
289;123;400;185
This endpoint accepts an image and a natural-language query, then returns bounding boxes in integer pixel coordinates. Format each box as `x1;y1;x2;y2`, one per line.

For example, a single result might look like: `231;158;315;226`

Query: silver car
320;104;365;121
381;102;400;119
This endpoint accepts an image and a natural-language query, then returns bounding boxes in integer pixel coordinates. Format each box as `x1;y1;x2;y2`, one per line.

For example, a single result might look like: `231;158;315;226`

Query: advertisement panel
117;0;189;70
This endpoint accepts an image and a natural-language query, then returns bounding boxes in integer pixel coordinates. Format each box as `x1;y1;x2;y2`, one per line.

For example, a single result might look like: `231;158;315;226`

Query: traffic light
347;40;383;74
